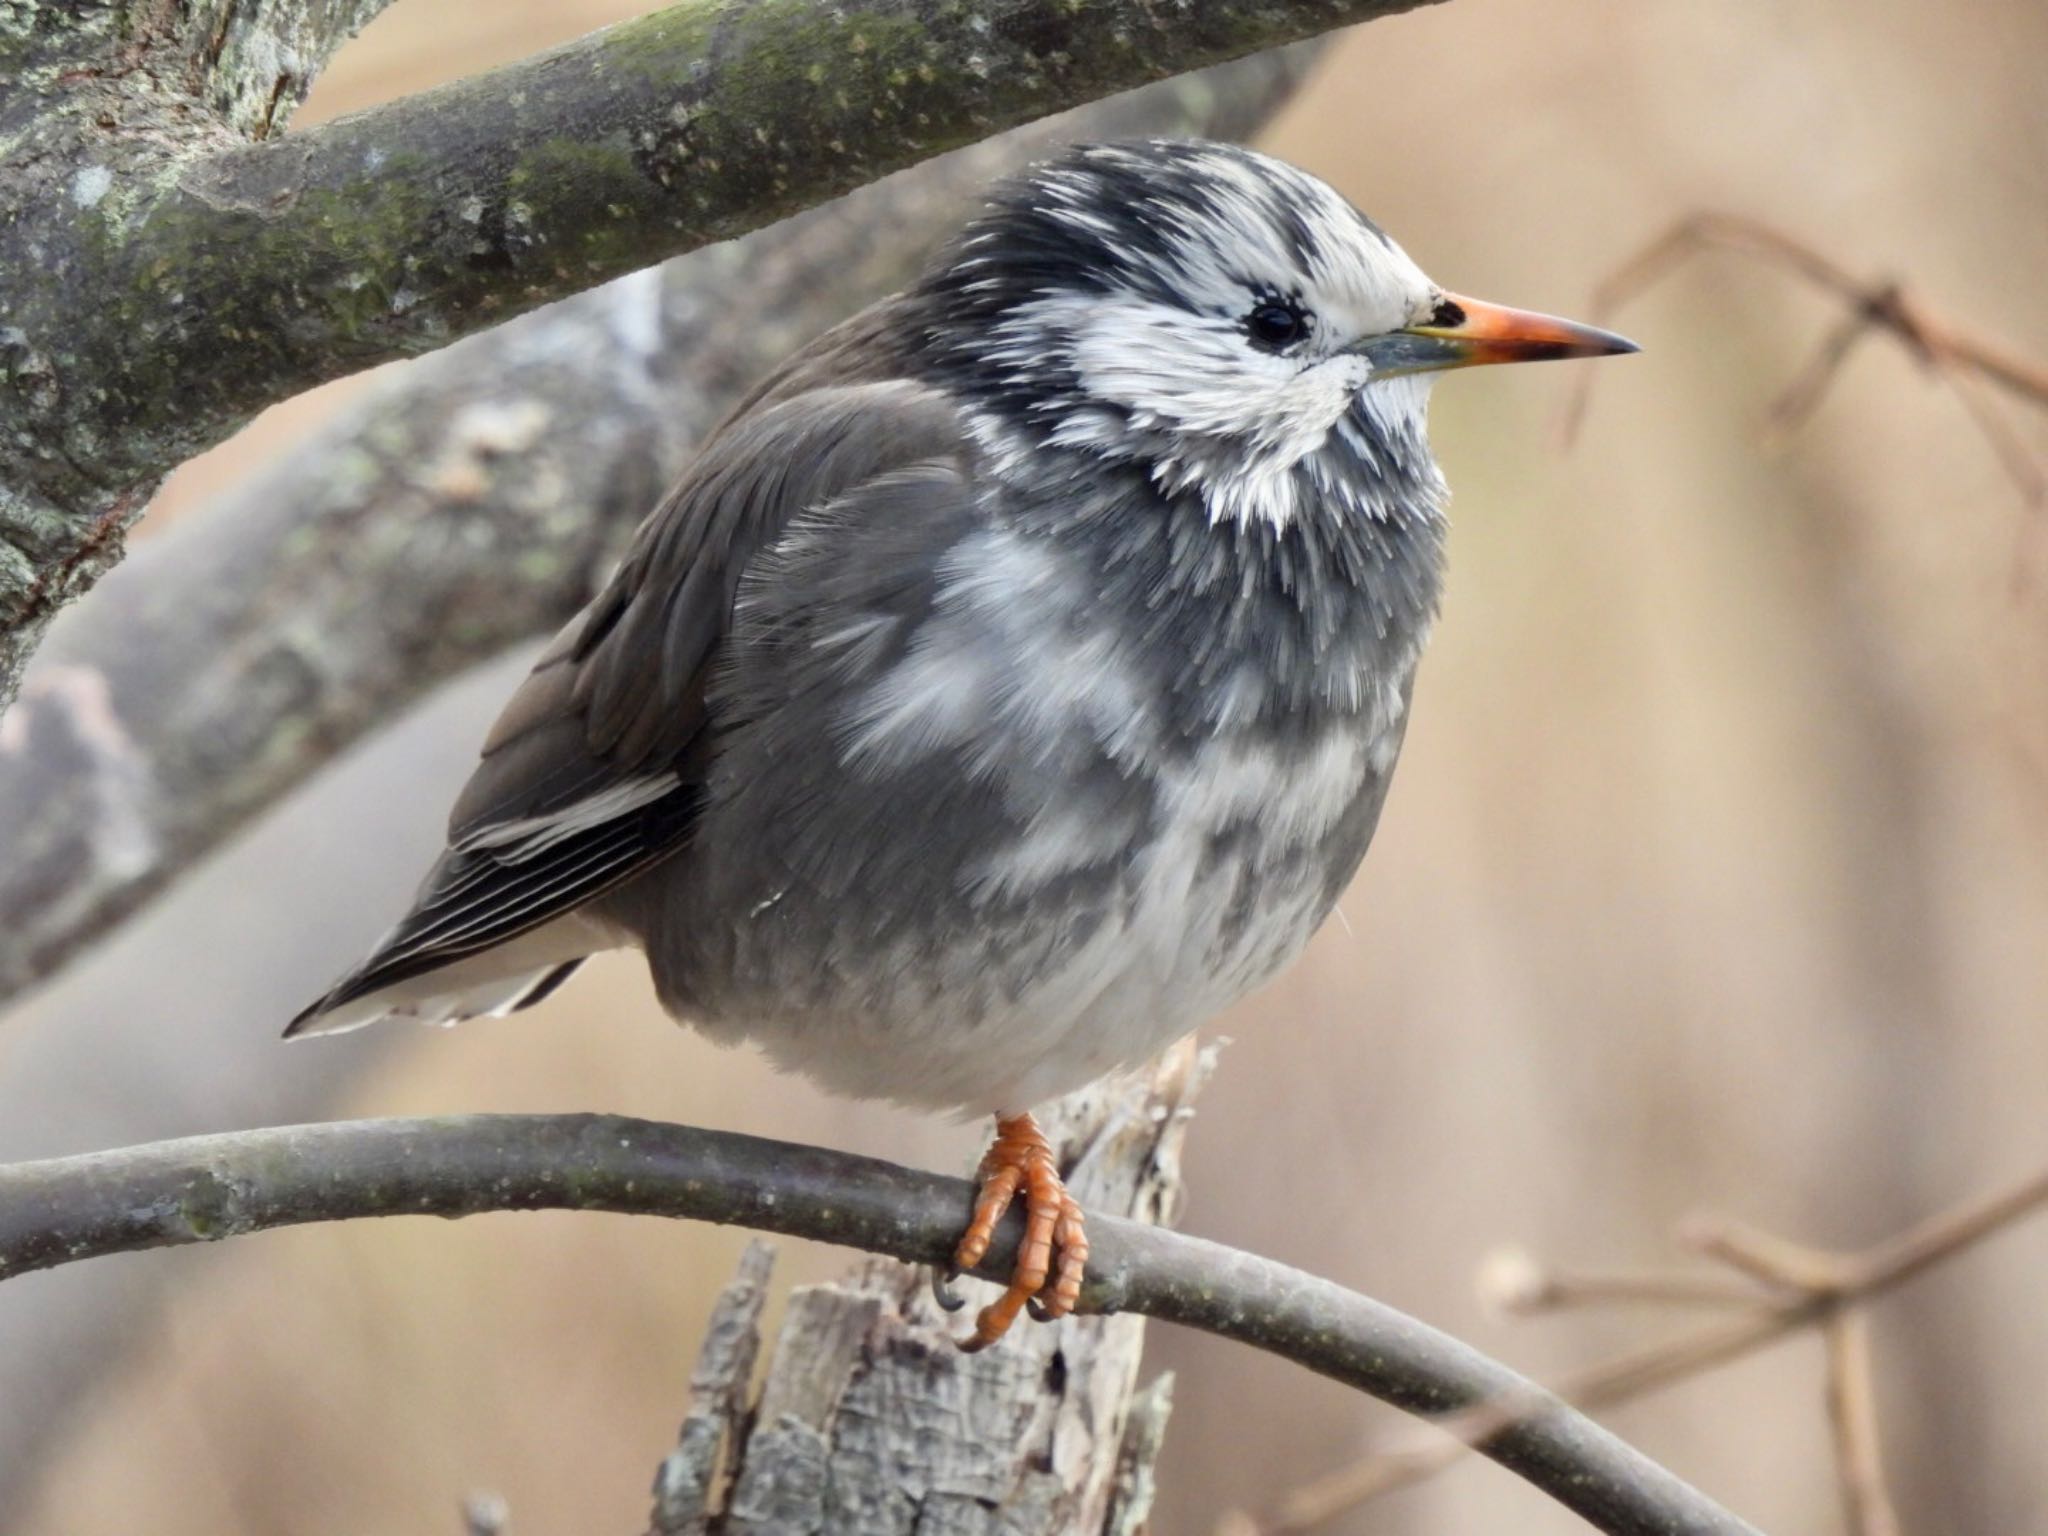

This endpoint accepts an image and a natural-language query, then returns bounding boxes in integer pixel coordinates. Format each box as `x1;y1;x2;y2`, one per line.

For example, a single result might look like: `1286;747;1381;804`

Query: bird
288;138;1637;1349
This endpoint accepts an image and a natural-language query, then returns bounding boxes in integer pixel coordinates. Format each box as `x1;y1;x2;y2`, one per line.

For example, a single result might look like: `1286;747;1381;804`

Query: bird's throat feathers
966;366;1448;538
1151;371;1448;534
963;400;1448;724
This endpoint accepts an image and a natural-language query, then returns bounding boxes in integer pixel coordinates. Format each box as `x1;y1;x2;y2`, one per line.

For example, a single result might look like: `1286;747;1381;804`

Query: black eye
1427;297;1466;328
1245;300;1310;350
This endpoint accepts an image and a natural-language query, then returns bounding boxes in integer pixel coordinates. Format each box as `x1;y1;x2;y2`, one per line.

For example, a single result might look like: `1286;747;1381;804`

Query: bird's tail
284;917;606;1039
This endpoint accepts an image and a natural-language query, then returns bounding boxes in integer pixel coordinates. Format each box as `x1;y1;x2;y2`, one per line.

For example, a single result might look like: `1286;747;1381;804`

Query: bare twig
1248;1150;2048;1534
1265;1309;1802;1530
0;1113;1759;1536
1678;1213;1851;1296
1822;1311;1901;1536
1561;212;2047;507
1478;1247;1766;1315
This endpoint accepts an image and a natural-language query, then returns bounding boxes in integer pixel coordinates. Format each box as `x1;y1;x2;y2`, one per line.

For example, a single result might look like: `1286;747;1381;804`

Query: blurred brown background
7;0;2047;1531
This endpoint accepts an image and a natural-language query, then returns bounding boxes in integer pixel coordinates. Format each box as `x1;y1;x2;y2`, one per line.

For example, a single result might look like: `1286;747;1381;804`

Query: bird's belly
657;717;1395;1115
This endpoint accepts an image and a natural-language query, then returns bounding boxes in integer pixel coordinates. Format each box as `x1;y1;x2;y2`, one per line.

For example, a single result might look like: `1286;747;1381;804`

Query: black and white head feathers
914;140;1451;529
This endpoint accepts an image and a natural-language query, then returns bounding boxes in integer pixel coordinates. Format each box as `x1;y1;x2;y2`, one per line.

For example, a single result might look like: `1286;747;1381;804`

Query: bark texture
0;0;1438;707
643;1047;1199;1535
0;0;402;695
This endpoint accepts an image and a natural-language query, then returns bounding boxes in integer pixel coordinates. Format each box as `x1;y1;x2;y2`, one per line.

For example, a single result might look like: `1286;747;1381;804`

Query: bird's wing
287;379;975;1032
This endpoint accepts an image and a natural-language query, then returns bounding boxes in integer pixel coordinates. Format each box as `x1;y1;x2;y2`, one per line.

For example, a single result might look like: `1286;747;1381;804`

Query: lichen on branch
0;0;1436;711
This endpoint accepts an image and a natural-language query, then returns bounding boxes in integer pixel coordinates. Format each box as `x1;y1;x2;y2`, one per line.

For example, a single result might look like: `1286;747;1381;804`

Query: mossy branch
38;0;1437;471
0;1112;1760;1536
0;0;1437;710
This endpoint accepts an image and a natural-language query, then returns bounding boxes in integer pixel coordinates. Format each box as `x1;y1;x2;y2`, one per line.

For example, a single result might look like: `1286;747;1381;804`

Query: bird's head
914;139;1635;529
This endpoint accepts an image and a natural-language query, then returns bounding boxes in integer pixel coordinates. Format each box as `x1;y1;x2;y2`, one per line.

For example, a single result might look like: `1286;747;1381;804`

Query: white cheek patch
1070;308;1366;461
979;143;1456;531
1008;294;1281;438
1007;295;1372;529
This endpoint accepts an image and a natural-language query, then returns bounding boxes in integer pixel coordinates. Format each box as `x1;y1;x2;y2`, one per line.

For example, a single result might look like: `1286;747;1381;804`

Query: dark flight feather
287;373;977;1034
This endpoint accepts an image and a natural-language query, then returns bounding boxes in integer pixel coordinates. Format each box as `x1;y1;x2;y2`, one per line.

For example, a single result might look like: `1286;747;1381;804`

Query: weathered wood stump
646;1044;1207;1535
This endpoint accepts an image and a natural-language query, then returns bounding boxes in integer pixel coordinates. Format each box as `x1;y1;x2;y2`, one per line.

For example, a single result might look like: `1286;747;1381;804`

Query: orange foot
946;1112;1089;1351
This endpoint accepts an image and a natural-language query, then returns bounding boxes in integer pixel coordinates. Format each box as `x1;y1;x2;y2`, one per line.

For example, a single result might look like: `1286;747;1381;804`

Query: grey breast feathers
286;371;979;1036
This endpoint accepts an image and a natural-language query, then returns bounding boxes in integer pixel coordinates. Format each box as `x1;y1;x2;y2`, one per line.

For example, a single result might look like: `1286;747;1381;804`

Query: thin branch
1266;1309;1803;1531
1821;1311;1901;1536
1478;1247;1766;1315
1830;1156;2048;1292
1759;307;1880;447
1251;1149;2048;1533
1945;365;2048;513
0;1113;1759;1536
1677;1213;1852;1296
1559;211;2047;507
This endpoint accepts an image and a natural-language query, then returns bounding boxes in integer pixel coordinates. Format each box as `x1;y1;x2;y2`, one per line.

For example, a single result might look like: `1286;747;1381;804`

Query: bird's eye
1245;300;1311;351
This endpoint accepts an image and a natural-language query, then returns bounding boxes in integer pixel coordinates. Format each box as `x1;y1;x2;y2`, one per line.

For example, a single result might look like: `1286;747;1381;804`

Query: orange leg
950;1112;1090;1351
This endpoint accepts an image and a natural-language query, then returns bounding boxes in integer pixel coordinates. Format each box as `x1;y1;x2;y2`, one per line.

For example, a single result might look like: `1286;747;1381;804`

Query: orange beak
1356;291;1639;377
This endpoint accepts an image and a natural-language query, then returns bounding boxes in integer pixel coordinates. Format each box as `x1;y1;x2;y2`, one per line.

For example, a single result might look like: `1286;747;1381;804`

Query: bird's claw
950;1112;1090;1351
929;1265;968;1313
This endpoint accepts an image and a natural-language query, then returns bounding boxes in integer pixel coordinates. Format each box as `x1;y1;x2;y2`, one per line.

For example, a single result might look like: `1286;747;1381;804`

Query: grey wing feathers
287;379;977;1034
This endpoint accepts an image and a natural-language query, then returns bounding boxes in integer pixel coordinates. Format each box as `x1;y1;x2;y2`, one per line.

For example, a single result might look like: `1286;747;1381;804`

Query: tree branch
0;45;1313;1006
155;0;407;137
163;0;1416;385
0;1112;1759;1536
0;0;1436;708
1821;1310;1901;1536
1253;1150;2048;1533
1559;212;2048;508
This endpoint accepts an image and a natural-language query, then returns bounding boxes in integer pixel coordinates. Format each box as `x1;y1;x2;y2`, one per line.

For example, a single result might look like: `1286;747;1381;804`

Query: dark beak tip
1573;324;1640;359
